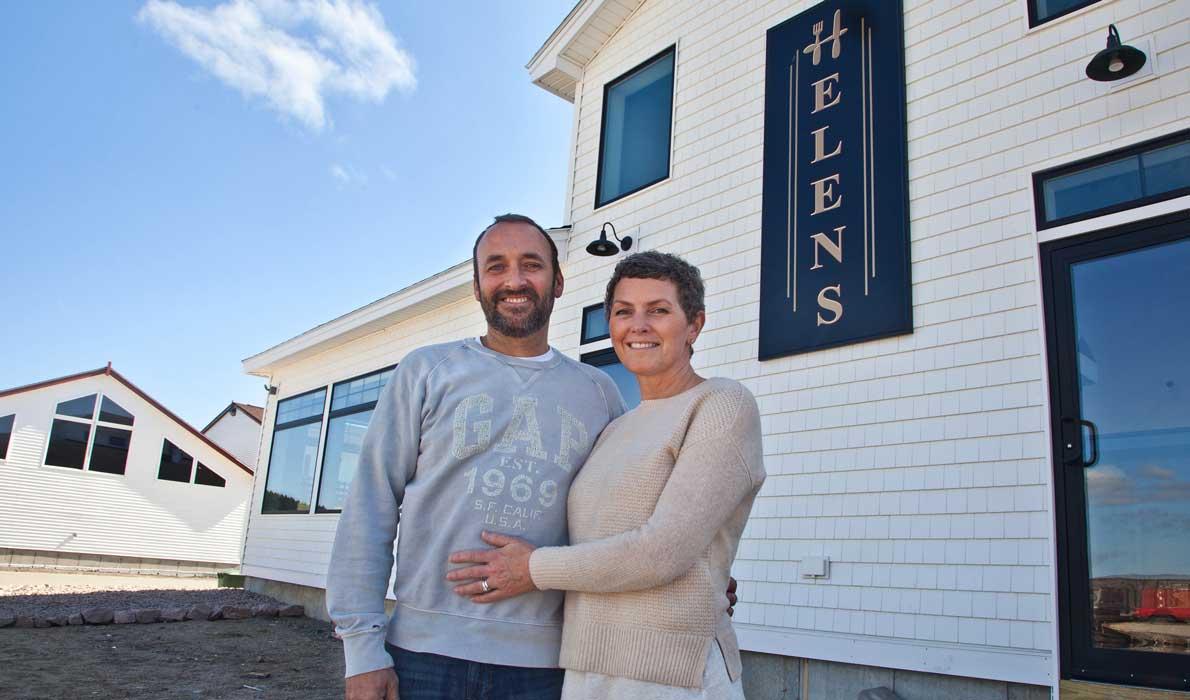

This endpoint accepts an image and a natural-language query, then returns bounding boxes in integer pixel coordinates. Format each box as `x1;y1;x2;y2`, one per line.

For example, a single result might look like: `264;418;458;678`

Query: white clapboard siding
240;294;489;589
540;0;1187;686
203;409;262;469
0;373;253;564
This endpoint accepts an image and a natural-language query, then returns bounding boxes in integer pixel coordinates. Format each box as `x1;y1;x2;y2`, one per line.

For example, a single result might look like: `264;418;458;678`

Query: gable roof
0;365;254;476
201;401;264;433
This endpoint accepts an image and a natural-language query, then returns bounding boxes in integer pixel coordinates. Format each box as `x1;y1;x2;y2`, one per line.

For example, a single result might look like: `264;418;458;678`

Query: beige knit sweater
528;377;765;689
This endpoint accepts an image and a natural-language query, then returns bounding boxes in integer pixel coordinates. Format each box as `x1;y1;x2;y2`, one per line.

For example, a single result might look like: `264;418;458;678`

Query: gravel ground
0;572;344;699
0;581;280;620
0;615;344;699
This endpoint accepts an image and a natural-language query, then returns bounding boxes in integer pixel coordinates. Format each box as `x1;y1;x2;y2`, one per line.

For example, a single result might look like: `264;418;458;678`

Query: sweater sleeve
529;385;763;593
325;358;424;678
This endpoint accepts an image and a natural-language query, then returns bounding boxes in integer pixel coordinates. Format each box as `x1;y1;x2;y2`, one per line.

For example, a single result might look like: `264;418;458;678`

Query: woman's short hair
604;251;706;324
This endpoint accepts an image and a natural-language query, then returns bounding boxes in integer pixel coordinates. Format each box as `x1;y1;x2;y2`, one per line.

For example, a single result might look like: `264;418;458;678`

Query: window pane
195;462;226;487
1043;157;1142;223
594;358;641;409
98;397;134;426
582;306;609;343
1141;141;1190;197
46;419;90;469
262;422;321;513
158;439;194;483
317;409;374;512
56;395;96;420
0;414;13;460
331;368;394;412
89;426;131;475
598;50;674;206
276;389;326;426
1034;0;1098;22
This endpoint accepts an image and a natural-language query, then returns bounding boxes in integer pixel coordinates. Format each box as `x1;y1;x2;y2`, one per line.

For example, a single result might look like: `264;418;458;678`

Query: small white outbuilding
0;365;254;574
201;401;264;469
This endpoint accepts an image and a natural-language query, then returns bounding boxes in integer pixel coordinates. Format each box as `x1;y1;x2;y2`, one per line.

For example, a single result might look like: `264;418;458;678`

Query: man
327;214;627;700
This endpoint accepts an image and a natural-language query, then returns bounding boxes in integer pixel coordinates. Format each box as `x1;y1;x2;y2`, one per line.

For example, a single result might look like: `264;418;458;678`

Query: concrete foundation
740;651;1053;700
245;576;1056;699
0;547;233;577
244;576;397;624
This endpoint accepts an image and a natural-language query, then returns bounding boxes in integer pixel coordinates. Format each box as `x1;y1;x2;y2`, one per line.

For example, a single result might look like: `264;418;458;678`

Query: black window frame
1033;128;1190;230
1041;210;1190;691
194;462;226;488
157;438;195;483
581;347;642;410
43;392;135;475
594;45;677;209
88;425;133;475
45;419;91;470
1027;0;1102;28
315;364;396;514
0;413;13;460
580;303;610;344
261;385;328;515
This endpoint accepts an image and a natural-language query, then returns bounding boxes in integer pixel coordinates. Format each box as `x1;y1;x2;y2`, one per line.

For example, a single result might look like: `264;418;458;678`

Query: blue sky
1;1;576;427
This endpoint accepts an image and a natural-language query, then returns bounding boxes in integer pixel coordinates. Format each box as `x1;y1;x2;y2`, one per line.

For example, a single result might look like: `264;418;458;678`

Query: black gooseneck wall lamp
586;222;633;257
1085;24;1147;82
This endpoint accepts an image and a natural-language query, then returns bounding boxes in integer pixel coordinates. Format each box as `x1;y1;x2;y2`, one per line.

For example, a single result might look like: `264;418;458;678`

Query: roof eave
527;0;645;102
242;227;572;376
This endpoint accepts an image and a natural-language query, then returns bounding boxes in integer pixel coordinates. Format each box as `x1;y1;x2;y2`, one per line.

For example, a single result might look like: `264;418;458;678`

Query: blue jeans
386;644;564;700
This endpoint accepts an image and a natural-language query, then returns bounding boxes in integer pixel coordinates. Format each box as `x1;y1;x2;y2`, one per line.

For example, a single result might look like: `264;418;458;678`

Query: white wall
0;374;253;564
241;294;489;589
546;0;1188;686
239;0;1188;685
204;409;262;469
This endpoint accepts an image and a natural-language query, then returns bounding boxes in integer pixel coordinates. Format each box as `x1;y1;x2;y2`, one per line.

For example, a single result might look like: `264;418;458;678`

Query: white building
239;0;1188;697
0;365;254;574
202;401;264;469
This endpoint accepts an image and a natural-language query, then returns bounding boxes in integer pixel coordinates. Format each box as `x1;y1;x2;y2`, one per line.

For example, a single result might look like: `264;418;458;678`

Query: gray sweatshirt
327;338;626;678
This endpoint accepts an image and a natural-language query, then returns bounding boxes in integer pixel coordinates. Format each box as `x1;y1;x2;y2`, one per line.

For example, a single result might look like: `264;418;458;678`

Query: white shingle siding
549;0;1188;685
0;374;252;565
239;0;1186;687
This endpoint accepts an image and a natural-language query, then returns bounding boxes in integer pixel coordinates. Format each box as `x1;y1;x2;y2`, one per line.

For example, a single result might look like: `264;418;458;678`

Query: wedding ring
481;579;490;593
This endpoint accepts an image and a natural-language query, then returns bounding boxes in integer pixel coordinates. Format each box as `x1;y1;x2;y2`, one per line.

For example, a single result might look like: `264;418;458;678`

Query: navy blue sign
759;0;912;360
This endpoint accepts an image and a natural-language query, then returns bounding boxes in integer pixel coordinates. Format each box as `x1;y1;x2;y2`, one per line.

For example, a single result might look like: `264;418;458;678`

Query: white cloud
330;163;367;186
138;0;415;131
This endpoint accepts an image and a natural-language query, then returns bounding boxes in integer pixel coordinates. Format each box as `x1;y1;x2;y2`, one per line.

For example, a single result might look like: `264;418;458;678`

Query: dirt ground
0;572;346;700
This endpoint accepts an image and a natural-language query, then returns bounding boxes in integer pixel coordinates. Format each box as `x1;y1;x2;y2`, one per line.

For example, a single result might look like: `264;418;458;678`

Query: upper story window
0;414;14;460
158;439;194;483
316;366;395;513
1035;129;1190;229
158;439;226;487
262;387;327;514
1028;0;1102;27
596;46;676;208
580;303;610;344
45;394;135;474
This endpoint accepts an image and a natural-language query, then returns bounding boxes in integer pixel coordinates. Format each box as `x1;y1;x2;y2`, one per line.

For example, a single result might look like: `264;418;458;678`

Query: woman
446;251;765;698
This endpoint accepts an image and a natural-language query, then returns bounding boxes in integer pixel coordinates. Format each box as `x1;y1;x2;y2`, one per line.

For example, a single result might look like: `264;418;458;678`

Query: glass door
1043;211;1190;691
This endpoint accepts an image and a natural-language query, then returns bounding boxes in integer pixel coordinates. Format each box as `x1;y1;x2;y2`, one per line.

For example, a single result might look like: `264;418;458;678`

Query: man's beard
480;287;554;338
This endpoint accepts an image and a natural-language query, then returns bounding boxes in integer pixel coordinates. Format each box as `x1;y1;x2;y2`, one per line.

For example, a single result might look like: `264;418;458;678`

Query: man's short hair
472;214;560;283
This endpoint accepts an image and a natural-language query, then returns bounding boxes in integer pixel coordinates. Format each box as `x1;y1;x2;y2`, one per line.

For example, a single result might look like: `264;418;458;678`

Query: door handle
1079;418;1099;468
1061;417;1099;468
